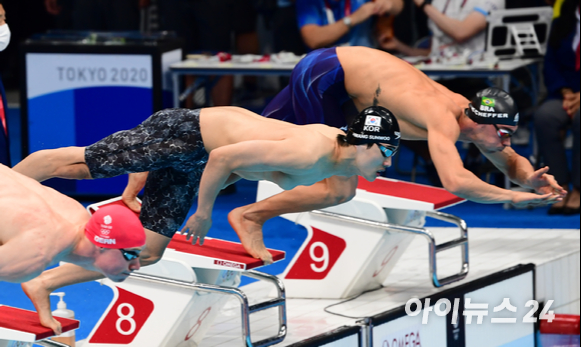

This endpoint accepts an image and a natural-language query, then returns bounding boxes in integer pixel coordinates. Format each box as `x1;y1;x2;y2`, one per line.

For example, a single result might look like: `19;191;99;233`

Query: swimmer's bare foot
228;206;273;265
21;279;62;335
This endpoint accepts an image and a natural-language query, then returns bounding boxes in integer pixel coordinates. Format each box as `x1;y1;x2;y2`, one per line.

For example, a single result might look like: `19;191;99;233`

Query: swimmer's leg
13;147;90;182
22;228;170;335
228;175;358;265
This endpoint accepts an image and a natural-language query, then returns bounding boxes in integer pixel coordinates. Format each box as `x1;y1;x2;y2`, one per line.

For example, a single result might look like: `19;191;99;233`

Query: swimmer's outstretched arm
182;139;318;245
478;145;567;197
231;175;357;227
428;127;560;208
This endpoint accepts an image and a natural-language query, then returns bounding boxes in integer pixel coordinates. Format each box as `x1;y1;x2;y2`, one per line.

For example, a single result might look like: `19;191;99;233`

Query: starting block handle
310;210;469;288
425;210;469;287
241;271;287;347
35;341;72;347
127;271;287;347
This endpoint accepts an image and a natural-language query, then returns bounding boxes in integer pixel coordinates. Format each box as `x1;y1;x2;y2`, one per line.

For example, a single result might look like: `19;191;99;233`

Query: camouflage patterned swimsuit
85;108;208;237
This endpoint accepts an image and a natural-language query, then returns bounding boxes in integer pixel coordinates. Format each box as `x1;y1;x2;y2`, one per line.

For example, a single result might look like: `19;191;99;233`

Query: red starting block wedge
540;314;581;335
0;305;79;342
357;178;465;210
167;234;286;271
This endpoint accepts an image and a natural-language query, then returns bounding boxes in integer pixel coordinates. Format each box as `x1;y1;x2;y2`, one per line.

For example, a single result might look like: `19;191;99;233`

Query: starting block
0;305;79;347
79;199;287;347
257;177;469;299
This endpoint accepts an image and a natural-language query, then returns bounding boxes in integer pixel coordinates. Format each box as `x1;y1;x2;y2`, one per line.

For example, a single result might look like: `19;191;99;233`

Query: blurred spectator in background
384;0;504;63
270;0;306;88
44;0;144;31
158;0;260;108
296;0;403;51
533;0;580;215
0;1;10;167
44;0;73;29
272;0;306;56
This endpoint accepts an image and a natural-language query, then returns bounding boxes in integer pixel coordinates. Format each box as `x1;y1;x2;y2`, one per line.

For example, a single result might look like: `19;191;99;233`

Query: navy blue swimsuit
263;47;354;128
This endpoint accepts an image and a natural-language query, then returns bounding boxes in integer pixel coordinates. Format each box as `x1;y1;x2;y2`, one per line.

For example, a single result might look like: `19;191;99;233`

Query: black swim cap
345;106;401;148
465;87;520;126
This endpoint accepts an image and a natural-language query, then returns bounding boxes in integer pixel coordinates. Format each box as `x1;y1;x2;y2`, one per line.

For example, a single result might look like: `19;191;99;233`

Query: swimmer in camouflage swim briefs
83;108;208;238
14;105;401;334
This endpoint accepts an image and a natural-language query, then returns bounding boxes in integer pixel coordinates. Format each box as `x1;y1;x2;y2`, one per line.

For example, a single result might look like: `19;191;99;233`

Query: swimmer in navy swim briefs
85;108;208;238
263;47;355;128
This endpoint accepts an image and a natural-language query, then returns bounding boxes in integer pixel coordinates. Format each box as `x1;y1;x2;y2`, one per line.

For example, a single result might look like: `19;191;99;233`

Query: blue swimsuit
263;47;354;128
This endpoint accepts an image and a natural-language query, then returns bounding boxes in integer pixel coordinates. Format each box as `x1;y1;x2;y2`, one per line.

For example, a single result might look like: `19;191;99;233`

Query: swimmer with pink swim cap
85;205;146;253
1;163;146;284
1;163;147;335
81;204;146;283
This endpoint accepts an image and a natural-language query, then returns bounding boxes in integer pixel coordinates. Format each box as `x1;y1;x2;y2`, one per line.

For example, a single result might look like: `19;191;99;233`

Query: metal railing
35;340;71;347
129;270;287;347
310;209;469;287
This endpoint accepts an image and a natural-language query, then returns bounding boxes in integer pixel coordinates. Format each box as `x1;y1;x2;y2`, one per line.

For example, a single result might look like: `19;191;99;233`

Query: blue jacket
296;0;374;49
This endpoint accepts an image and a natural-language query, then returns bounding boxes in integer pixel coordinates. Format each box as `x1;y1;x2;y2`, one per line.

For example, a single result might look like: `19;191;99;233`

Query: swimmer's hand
525;166;568;198
122;172;149;213
511;191;562;208
182;213;212;245
122;194;142;214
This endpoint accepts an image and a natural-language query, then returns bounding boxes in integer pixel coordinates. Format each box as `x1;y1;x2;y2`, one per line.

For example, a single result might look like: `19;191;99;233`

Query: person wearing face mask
0;1;10;167
0;4;8;51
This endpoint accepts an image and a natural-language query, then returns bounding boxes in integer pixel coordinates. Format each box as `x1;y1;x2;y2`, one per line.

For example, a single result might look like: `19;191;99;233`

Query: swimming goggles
379;144;398;158
120;249;141;261
493;124;514;139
